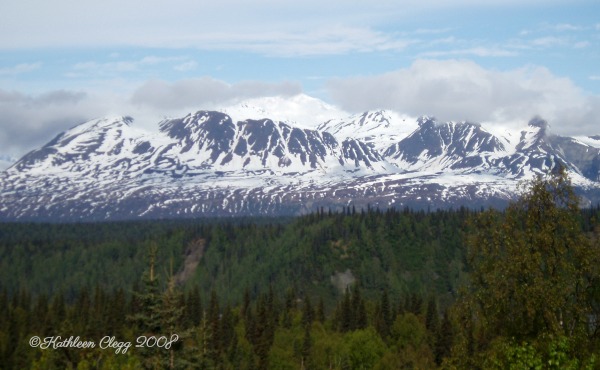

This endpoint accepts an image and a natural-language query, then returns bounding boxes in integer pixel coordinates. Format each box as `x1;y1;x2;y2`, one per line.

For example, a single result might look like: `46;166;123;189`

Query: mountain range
1;94;600;221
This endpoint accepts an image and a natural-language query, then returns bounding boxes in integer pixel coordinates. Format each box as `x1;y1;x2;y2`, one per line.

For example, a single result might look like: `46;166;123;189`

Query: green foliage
2;185;600;368
389;312;436;368
0;220;196;299
453;169;600;367
342;327;387;369
483;335;597;370
0;207;475;310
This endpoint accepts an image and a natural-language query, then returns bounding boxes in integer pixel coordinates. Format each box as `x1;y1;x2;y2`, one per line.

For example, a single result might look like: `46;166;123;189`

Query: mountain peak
218;93;347;128
417;116;436;127
516;116;551;152
1;98;600;221
94;115;133;127
528;116;549;130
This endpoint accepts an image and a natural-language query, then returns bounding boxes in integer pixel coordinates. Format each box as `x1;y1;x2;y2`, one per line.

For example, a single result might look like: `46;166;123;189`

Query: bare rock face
1;110;599;221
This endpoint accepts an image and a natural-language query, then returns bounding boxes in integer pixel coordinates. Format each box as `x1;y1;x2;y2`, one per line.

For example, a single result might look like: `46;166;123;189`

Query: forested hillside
0;208;470;307
1;172;600;368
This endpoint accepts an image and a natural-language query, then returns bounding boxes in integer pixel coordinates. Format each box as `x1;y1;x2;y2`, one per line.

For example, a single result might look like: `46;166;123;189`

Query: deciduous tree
452;169;600;366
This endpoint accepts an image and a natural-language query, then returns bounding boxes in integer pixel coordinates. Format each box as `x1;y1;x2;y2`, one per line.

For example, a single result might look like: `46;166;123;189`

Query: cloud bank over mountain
327;59;600;136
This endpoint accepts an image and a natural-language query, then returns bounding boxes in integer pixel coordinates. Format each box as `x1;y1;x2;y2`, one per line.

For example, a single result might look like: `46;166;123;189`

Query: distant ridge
1;95;599;221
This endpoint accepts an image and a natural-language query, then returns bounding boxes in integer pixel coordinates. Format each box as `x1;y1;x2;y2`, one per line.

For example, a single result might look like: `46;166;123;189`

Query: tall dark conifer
185;286;202;327
375;290;391;339
351;284;367;330
435;310;453;365
207;289;221;361
316;297;325;323
161;273;187;369
301;296;314;328
301;323;312;370
128;246;162;369
338;289;352;332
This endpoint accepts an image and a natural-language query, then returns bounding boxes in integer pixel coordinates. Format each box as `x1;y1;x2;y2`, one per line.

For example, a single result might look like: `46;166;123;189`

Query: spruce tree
435;310;453;365
301;296;314;328
158;257;189;370
207;289;221;362
185;286;202;327
301;323;312;369
128;246;163;369
338;289;352;332
375;290;391;339
351;285;367;330
316;297;325;323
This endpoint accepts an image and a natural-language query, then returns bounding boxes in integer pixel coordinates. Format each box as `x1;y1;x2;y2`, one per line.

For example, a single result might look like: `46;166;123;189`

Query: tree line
1;267;455;368
1;169;600;368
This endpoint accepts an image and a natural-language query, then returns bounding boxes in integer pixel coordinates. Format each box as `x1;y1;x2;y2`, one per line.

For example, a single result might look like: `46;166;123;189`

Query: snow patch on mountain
317;110;418;152
574;135;600;149
1;94;600;221
219;93;347;128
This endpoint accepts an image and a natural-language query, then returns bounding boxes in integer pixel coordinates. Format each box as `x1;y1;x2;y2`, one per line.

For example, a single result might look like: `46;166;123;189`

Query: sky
1;0;600;162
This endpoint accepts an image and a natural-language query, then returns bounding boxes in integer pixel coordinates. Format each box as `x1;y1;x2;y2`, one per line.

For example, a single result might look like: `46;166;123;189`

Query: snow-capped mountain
317;110;418;152
219;94;347;128
1;97;599;221
154;110;383;172
383;117;507;172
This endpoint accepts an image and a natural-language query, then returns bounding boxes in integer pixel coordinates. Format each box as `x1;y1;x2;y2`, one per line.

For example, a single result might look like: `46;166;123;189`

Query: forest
1;171;600;369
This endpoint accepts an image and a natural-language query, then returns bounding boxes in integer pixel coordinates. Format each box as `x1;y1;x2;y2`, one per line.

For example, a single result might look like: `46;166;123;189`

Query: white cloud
95;56;183;69
0;62;42;76
172;26;415;57
531;36;567;47
0;0;569;53
0;77;306;157
326;59;600;136
425;36;459;47
573;41;590;48
413;28;454;35
0;2;407;52
174;61;198;72
554;23;582;32
0;89;108;156
130;78;302;110
73;61;138;73
419;47;517;58
66;56;193;79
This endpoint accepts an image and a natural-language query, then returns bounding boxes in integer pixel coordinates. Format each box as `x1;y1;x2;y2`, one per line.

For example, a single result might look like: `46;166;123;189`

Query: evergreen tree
49;292;66;327
301;323;312;369
185;286;202;327
375;290;391;339
107;288;127;336
282;287;295;329
241;287;251;320
220;304;236;358
301;295;314;328
407;293;423;315
425;296;441;353
316;297;325;323
32;293;50;336
128;246;163;369
160;270;188;369
207;289;221;362
338;288;352;332
435;310;453;365
351;285;367;330
252;294;275;369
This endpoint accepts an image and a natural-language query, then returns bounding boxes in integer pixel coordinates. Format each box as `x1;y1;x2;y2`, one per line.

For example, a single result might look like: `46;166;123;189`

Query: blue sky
1;0;600;158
